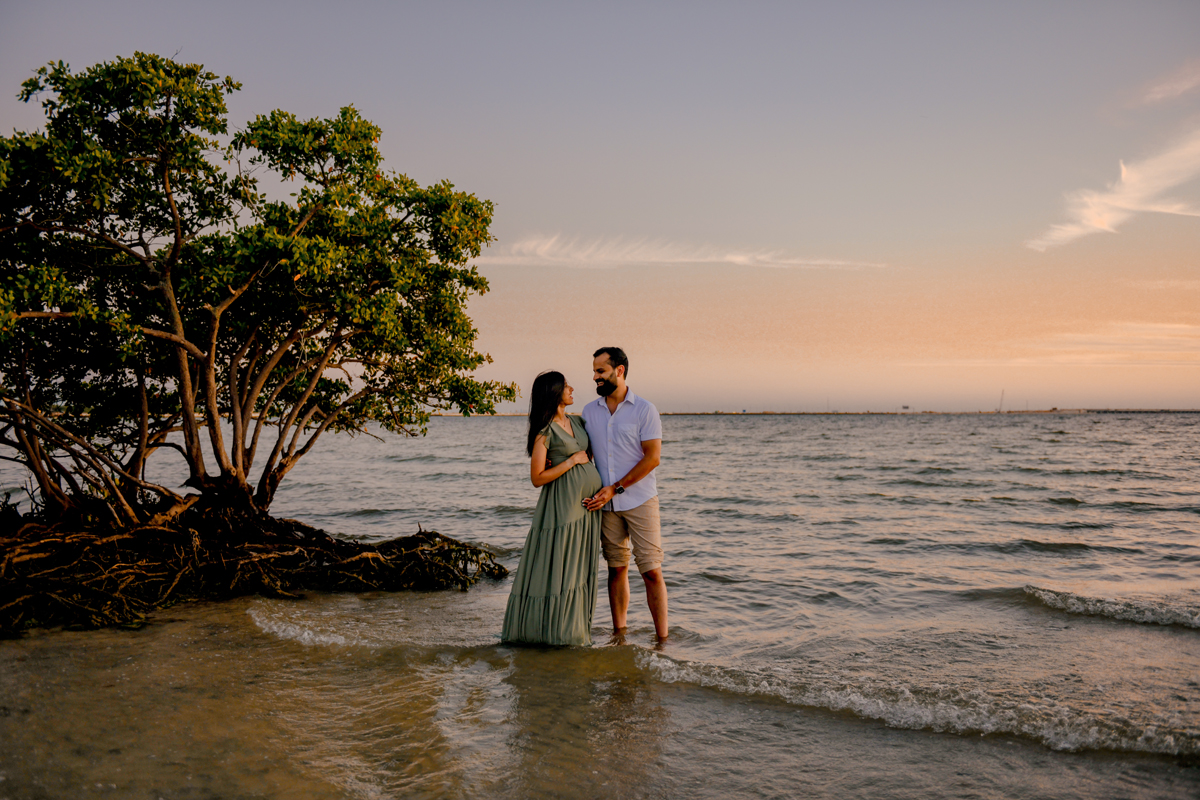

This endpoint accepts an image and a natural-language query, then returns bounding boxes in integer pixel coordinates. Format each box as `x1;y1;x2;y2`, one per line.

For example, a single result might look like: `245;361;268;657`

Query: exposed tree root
0;505;508;636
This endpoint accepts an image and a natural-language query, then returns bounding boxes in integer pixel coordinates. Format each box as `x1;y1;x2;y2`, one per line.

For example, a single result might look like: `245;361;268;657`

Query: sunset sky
3;1;1198;411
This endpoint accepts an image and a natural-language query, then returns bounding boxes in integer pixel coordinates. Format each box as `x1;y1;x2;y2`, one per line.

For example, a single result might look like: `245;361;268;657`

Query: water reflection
252;640;674;799
497;645;671;799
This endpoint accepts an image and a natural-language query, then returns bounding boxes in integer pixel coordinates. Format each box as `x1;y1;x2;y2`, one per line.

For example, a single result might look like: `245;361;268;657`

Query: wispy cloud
1142;58;1200;105
1026;128;1200;251
477;235;886;269
1042;322;1200;364
907;323;1200;368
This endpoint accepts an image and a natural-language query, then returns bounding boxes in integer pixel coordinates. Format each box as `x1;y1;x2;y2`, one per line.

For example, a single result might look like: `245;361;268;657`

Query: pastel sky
4;1;1198;411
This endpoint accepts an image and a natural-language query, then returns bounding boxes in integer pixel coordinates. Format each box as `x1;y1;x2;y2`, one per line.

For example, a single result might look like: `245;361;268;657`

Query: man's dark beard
595;378;618;397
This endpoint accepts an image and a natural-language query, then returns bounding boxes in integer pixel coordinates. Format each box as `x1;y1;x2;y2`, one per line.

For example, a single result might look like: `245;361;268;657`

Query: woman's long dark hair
526;371;566;455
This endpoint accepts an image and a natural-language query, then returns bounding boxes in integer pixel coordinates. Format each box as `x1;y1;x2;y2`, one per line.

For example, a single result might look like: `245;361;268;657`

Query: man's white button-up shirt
581;389;662;512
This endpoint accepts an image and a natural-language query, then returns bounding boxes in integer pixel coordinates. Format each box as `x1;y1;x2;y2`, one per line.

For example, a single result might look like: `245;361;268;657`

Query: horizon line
445;408;1200;417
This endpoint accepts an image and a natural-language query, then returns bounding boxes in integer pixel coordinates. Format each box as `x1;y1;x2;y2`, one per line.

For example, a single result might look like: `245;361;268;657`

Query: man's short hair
593;346;629;377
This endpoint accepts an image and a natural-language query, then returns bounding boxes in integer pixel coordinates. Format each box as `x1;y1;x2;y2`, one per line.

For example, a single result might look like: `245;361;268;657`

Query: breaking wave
637;651;1199;757
1024;586;1200;629
247;608;356;647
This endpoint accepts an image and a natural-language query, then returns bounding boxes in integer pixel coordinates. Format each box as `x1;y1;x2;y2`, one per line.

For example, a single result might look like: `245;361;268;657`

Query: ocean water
1;412;1198;798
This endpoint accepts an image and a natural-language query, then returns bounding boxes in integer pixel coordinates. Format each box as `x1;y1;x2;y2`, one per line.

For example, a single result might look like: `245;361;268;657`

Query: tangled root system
0;506;507;636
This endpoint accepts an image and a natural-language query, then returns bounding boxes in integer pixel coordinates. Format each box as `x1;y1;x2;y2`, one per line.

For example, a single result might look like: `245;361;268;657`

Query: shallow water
2;413;1198;798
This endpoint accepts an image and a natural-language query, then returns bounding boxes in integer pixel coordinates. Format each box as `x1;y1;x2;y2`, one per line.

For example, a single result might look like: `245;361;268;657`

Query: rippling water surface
2;413;1198;798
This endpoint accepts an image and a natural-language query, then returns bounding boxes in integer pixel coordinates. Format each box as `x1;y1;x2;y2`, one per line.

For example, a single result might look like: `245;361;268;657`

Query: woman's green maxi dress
502;415;603;646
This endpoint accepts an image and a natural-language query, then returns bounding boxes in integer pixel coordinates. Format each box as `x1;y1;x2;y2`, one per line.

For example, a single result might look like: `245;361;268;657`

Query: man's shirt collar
594;388;638;409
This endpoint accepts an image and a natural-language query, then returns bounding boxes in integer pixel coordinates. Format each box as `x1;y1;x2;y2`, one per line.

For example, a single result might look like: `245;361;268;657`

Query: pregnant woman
502;371;603;646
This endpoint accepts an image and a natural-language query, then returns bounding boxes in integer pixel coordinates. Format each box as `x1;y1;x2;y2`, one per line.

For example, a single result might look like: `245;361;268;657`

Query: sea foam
1024;585;1200;628
247;608;357;647
637;651;1199;757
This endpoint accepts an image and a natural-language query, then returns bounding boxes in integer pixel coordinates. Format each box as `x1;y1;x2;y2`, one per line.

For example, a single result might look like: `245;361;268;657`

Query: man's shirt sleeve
641;402;663;441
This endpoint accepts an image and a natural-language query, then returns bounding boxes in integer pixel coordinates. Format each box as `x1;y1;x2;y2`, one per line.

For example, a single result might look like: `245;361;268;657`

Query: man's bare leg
641;568;669;640
608;565;630;632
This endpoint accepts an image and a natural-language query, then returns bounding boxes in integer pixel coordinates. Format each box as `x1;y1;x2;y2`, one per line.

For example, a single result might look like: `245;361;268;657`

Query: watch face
615;485;625;494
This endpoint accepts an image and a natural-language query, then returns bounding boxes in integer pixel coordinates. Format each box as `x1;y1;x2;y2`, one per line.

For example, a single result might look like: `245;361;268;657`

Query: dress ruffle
501;513;600;646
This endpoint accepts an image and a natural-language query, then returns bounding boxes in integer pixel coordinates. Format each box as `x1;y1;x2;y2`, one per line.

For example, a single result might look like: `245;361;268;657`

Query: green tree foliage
0;53;515;525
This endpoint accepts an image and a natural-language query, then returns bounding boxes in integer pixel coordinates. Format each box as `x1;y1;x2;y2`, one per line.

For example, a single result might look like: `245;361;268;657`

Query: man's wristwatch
613;483;625;495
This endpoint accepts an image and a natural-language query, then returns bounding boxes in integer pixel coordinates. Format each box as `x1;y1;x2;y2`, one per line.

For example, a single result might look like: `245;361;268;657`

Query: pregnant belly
577;462;603;497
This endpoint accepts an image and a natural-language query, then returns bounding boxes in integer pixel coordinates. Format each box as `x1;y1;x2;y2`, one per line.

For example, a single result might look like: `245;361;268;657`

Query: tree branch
285;402;322;459
258;386;370;506
242;319;315;423
11;220;152;266
198;300;233;478
292;387;371;462
10;311;77;320
140;327;207;359
243;319;324;468
3;397;184;509
227;323;261;478
258;325;346;482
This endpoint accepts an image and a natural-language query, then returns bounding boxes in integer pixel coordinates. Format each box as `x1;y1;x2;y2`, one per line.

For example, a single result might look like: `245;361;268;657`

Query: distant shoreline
661;409;1200;416
447;409;1200;417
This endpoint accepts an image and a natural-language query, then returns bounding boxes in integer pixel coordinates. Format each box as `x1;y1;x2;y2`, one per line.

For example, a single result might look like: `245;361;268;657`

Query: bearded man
582;347;668;641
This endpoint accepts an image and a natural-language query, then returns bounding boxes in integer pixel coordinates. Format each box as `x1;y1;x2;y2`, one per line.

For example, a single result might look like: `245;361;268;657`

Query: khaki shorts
601;496;663;574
